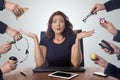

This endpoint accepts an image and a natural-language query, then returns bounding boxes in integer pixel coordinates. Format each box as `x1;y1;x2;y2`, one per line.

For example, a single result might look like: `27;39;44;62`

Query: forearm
71;38;82;67
0;64;10;74
0;66;6;74
0;46;3;55
5;27;14;36
33;37;45;67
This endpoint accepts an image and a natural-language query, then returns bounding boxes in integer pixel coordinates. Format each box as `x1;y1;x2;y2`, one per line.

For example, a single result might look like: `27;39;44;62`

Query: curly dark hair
46;11;74;40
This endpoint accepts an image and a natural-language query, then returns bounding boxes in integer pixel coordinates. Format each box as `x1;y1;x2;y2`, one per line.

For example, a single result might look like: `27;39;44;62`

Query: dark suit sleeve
104;0;120;12
0;21;8;34
0;69;3;80
113;30;120;42
0;0;5;10
104;63;120;79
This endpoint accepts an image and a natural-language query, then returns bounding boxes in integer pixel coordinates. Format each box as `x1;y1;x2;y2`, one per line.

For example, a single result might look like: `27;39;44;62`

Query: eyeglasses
10;37;29;63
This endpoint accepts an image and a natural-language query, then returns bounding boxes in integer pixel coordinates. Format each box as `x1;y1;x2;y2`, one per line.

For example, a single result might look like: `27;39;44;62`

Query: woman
22;11;95;67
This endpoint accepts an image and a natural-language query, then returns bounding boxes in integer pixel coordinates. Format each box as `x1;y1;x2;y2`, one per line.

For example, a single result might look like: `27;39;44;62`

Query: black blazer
104;0;120;12
104;63;120;79
0;0;8;34
0;21;7;34
104;30;120;79
0;70;3;80
113;30;120;42
104;0;120;42
0;0;5;10
101;1;120;79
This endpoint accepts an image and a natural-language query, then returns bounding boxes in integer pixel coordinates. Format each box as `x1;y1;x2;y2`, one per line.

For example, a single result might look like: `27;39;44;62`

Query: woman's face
51;15;65;35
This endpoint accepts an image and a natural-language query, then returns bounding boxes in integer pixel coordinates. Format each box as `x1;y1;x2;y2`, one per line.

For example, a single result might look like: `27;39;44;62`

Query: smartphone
93;72;108;77
99;40;114;53
48;71;78;79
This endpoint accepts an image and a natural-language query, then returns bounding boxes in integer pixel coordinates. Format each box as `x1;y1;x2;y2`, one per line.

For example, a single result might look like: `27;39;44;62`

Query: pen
20;71;27;76
82;12;94;23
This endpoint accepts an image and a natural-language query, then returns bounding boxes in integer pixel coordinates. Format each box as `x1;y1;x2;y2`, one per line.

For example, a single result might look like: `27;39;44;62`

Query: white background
0;0;120;68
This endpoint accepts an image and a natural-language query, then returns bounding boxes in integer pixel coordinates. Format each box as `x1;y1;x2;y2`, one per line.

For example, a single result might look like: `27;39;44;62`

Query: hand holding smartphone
99;40;114;53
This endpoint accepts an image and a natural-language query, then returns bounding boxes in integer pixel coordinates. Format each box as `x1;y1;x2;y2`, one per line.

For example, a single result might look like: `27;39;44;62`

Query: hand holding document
16;8;29;19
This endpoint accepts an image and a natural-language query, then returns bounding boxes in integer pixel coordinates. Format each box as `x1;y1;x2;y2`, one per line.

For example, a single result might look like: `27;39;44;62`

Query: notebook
32;66;86;72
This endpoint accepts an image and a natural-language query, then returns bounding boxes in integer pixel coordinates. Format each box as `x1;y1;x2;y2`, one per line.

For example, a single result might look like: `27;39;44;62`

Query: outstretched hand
19;29;38;40
76;29;95;40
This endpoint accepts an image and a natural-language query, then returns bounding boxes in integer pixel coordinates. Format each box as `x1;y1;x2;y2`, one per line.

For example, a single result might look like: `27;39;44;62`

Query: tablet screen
48;71;78;79
52;71;71;77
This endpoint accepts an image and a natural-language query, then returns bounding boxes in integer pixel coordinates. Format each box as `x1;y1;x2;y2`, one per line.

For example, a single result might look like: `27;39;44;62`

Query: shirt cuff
0;21;8;34
0;69;3;74
0;69;3;80
116;50;120;60
104;62;109;70
3;1;6;10
0;0;5;10
113;30;118;38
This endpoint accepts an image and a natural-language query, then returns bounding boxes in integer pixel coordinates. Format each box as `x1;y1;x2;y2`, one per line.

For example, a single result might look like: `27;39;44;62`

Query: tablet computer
48;71;78;79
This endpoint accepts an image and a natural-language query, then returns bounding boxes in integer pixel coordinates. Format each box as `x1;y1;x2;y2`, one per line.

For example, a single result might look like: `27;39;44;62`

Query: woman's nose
56;22;60;26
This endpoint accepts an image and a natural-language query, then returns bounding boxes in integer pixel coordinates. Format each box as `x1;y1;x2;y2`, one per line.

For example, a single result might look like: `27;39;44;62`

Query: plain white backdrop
0;0;120;68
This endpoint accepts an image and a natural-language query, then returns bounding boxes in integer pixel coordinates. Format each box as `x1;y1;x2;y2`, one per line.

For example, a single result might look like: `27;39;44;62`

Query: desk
3;67;118;80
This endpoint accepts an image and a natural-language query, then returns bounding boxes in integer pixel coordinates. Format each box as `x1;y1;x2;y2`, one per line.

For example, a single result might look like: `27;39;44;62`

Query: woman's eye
60;20;64;23
53;21;57;23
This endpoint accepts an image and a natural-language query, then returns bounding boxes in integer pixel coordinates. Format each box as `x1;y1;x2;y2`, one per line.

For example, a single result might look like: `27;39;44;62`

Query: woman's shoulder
40;33;49;46
66;32;76;40
40;33;49;41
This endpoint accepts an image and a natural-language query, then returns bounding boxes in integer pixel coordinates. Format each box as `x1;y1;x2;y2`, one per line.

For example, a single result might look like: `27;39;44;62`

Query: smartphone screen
48;71;78;79
52;72;71;77
93;72;108;77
